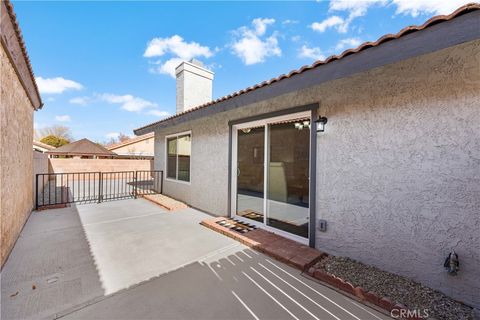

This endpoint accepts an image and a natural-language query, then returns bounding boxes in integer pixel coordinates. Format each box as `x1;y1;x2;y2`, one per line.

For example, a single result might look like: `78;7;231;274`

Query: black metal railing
35;170;163;209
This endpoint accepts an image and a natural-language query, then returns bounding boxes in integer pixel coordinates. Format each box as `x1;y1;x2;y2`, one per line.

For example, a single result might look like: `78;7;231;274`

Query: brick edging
306;266;422;319
202;217;419;318
200;218;258;247
201;218;325;271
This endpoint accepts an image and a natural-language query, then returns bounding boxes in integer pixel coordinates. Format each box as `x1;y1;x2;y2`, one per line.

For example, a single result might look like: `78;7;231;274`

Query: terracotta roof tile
48;138;117;156
134;3;480;134
107;132;155;150
3;0;42;108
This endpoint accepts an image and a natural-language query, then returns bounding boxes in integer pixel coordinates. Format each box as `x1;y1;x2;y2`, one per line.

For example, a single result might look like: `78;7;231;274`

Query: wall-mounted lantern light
316;116;328;132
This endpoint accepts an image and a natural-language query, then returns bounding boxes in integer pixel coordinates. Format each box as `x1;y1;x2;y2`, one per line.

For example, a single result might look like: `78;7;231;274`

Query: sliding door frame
228;103;318;247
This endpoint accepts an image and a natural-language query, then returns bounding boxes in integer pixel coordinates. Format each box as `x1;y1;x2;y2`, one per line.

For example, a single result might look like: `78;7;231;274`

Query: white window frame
165;130;192;185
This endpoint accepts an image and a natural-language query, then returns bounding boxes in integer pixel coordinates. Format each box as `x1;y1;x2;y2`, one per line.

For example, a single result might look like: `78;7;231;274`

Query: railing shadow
0;202;106;320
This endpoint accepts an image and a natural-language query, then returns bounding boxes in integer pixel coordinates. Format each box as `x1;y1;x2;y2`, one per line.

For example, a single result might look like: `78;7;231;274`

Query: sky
14;0;470;142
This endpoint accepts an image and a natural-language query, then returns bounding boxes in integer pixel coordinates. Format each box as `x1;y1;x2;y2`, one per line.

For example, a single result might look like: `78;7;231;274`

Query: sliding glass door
267;120;310;238
232;112;311;241
236;126;265;223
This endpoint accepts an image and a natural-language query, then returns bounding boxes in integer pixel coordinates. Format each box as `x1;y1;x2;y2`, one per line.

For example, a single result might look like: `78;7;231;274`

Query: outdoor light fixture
294;120;310;130
316;116;328;132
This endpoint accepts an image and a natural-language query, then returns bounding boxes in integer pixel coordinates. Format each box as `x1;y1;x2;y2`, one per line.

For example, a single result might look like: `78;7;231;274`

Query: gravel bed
314;256;474;320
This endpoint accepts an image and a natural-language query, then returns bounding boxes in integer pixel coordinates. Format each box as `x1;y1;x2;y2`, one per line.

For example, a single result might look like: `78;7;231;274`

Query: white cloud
392;0;470;17
69;96;91;106
326;0;465;22
147;110;170;117
144;35;212;59
252;18;275;36
55;115;71;122
144;35;213;77
149;57;184;77
329;0;386;18
335;37;363;51
291;35;301;42
311;16;347;33
282;19;299;25
231;18;281;65
106;132;120;139
298;45;325;61
312;0;386;33
36;77;83;94
99;93;158;112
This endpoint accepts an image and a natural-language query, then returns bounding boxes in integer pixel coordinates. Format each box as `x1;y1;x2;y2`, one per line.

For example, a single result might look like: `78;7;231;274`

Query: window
166;132;191;182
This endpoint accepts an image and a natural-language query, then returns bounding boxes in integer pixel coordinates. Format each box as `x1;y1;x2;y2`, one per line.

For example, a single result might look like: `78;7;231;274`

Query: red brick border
306;267;422;319
201;217;325;271
202;217;422;318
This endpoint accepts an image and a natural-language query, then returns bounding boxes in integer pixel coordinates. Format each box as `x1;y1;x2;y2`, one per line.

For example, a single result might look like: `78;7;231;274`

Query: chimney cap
189;58;204;67
175;59;214;77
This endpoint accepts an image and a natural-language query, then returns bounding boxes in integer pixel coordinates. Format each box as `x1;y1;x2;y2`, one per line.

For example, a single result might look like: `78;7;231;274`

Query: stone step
141;194;188;211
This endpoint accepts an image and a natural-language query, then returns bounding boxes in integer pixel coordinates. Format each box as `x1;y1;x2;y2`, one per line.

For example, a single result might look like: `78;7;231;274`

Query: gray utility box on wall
318;219;327;232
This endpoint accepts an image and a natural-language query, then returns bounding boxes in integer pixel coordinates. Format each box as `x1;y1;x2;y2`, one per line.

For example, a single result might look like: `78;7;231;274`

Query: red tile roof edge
134;3;480;134
107;132;155;150
47;138;117;156
3;0;43;109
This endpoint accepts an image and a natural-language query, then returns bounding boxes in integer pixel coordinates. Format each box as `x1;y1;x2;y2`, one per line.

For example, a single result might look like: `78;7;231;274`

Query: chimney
175;59;214;114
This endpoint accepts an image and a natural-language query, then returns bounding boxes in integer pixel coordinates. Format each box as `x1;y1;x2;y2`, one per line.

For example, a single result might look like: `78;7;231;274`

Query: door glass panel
267;118;310;238
167;137;177;179
177;134;191;182
236;126;264;223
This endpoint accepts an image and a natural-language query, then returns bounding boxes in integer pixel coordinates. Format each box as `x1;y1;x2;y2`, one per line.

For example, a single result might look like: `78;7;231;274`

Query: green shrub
40;135;70;147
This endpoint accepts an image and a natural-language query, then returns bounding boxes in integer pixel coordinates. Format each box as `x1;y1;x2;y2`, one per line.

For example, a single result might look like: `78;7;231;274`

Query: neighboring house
1;0;43;267
135;5;480;308
33;140;55;153
47;138;117;159
107;133;154;159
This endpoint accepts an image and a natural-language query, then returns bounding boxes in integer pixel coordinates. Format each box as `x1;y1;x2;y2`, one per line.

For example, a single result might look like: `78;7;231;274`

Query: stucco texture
315;40;480;308
153;40;480;307
0;45;35;267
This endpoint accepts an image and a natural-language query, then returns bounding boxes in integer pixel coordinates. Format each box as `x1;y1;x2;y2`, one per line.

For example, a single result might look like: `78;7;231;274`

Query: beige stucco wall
154;39;480;307
48;158;153;173
109;137;154;156
0;45;35;267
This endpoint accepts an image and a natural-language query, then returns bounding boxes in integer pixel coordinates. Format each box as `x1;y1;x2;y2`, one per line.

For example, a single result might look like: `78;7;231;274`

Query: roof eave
134;4;480;136
1;0;43;110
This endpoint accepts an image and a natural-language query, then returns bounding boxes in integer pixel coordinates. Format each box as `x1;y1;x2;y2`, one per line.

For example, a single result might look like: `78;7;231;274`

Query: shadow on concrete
60;246;389;320
1;203;105;320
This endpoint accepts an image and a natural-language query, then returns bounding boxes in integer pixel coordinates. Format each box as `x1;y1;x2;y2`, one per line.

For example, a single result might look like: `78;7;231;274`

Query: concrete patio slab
2;198;389;320
75;201;238;294
1;199;240;319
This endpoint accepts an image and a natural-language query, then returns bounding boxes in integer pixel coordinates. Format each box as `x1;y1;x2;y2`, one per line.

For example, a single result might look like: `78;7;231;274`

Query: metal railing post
160;171;163;194
134;171;138;199
98;172;103;203
35;174;39;210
